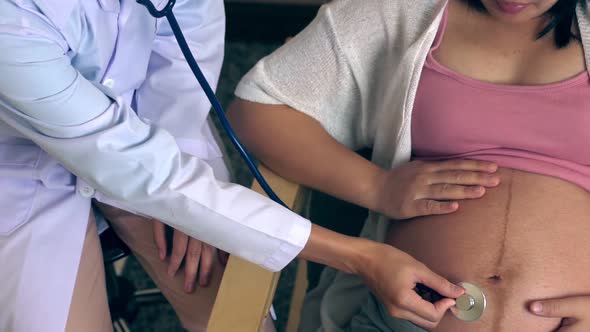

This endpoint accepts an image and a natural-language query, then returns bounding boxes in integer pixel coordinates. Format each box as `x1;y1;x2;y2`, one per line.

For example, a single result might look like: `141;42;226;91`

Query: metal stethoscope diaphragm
452;282;487;321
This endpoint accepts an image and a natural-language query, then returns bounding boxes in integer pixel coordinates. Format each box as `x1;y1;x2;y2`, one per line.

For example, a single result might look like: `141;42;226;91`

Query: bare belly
386;168;590;331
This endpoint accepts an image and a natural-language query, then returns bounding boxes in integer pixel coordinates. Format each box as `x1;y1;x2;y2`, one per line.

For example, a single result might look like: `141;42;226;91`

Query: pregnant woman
228;0;590;331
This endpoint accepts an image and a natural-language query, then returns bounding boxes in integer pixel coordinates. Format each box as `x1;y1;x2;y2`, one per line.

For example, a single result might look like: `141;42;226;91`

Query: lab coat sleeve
0;27;310;273
134;0;226;158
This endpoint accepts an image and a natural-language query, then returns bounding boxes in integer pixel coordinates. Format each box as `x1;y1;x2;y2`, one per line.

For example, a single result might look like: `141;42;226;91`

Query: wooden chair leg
285;259;308;332
207;256;280;332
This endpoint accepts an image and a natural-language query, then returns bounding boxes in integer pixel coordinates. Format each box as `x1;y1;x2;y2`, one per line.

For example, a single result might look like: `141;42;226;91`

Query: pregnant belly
386;168;590;332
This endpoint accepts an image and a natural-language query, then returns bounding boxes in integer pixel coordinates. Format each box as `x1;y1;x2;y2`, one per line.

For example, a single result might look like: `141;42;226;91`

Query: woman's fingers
152;220;167;261
414;199;459;216
422;184;485;200
168;230;189;278
412;168;500;210
530;296;589;318
198;244;215;287
183;238;203;293
429;170;500;187
427;160;498;173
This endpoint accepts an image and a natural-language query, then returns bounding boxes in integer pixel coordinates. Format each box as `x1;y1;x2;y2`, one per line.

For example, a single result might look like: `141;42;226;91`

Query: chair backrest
207;164;310;332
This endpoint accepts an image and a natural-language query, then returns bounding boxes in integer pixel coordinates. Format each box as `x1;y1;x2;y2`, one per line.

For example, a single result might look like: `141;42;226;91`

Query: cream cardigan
235;1;590;330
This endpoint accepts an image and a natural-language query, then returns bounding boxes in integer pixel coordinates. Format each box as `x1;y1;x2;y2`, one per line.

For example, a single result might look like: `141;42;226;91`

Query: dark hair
464;0;582;48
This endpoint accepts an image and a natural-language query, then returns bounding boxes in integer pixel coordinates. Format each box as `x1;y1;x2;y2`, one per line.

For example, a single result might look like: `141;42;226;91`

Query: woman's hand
359;242;464;329
529;295;590;331
152;221;229;293
372;159;500;220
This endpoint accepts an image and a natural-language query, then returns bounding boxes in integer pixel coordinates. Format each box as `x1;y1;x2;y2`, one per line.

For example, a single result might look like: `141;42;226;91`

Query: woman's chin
479;0;552;25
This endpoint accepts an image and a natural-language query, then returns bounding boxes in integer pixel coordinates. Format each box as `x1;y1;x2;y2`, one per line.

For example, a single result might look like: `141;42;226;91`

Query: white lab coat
0;1;311;331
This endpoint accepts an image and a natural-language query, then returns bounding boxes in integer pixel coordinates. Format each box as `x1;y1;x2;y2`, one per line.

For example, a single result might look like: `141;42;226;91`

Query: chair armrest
207;164;310;332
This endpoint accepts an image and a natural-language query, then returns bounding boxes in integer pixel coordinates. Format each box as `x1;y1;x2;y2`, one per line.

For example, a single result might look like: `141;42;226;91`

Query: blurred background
121;1;366;331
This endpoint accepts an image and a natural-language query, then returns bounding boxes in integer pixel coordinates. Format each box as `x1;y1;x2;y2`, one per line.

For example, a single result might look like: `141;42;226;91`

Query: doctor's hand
152;220;229;293
372;159;500;220
360;243;464;329
529;295;590;331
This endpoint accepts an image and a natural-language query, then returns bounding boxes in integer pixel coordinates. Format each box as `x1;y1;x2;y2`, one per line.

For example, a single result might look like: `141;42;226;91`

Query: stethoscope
136;0;286;207
136;0;487;322
453;282;487;321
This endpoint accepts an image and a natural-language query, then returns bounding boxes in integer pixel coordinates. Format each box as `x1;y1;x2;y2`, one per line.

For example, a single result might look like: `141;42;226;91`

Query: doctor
0;0;464;331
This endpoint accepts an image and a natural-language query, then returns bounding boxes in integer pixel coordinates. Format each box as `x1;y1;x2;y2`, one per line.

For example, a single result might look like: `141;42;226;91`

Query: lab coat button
103;78;115;89
79;186;96;198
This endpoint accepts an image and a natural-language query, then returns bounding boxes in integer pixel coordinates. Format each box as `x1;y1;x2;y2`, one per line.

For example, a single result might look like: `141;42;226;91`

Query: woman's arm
227;99;500;220
227;99;385;212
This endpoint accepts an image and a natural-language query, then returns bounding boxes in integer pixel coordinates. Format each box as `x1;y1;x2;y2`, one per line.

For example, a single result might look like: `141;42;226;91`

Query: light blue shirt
0;0;311;272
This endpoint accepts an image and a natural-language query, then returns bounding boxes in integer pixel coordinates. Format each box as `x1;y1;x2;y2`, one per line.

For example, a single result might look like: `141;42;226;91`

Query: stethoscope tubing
136;0;287;208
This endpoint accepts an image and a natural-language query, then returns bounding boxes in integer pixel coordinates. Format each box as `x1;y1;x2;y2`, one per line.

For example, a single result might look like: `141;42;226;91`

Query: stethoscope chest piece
451;282;487;322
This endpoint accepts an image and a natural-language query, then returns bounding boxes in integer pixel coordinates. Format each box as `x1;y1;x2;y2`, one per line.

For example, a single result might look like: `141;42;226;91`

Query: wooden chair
207;164;311;332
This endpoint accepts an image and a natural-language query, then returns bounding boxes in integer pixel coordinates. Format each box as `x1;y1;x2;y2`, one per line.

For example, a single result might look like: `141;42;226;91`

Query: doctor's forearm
299;224;380;274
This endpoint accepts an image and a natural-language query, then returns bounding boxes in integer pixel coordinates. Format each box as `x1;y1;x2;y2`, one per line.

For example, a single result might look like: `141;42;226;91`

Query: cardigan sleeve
235;3;369;150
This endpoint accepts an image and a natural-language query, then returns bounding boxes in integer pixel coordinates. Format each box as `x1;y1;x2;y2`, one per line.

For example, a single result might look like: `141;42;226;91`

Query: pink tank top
412;8;590;191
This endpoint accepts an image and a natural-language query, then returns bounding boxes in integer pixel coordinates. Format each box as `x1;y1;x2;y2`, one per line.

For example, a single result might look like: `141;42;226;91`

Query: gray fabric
349;294;427;332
